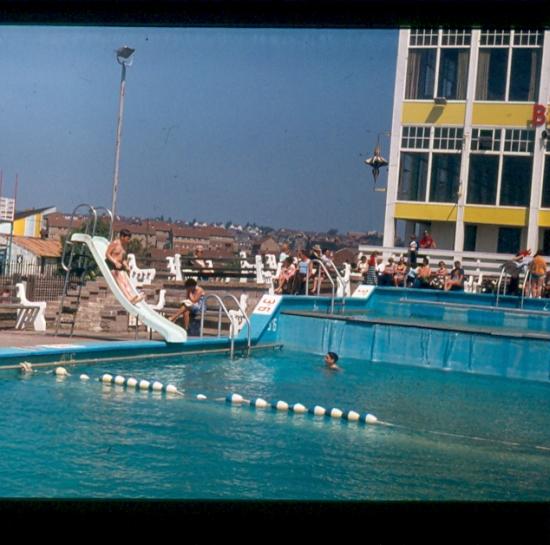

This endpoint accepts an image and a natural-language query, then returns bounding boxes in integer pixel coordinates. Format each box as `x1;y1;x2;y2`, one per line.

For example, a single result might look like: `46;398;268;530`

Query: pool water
0;348;548;500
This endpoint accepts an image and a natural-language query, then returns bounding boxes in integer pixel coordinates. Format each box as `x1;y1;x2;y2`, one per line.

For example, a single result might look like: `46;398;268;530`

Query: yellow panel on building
13;213;43;237
394;202;458;222
464;206;528;226
472;103;536;127
402;102;466;125
537;210;550;228
13;219;26;236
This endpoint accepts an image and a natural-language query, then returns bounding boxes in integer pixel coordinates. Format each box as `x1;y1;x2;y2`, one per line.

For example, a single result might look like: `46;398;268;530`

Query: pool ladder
495;262;531;309
199;293;251;359
55;204;113;337
307;259;347;315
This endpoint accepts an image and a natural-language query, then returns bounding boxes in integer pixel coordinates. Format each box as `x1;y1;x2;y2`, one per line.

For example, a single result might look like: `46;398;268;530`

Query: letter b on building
532;104;547;127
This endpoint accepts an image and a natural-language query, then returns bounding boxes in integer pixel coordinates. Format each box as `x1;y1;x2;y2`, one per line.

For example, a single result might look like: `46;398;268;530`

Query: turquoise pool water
0;348;548;500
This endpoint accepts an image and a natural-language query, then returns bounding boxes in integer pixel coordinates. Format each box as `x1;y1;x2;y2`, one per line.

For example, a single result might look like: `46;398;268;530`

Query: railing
357;244;545;278
308;259;337;313
199;293;251;359
220;293;251;357
0;265;71;302
521;269;531;309
60;203;98;273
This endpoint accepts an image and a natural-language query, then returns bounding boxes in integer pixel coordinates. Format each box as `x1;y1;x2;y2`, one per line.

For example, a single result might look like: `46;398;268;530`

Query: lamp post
110;45;135;239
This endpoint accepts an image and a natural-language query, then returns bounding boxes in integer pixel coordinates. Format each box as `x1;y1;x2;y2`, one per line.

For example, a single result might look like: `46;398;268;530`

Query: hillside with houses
0;206;383;272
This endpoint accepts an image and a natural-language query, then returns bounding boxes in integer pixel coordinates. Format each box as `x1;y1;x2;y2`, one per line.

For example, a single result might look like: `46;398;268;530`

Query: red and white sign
253;294;281;315
532;104;549;127
351;285;375;299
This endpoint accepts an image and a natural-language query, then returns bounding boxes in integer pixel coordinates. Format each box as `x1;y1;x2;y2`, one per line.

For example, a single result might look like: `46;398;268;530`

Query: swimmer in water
324;351;341;371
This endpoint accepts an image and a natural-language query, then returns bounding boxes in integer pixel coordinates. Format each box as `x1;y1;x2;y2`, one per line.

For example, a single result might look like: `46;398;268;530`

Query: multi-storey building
383;29;550;255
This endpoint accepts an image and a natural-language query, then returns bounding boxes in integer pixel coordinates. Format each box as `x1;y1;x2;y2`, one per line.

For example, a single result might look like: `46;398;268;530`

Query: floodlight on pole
110;45;135;239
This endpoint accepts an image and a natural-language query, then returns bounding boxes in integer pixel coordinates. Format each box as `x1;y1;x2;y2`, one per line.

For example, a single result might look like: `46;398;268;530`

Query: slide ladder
55;204;100;336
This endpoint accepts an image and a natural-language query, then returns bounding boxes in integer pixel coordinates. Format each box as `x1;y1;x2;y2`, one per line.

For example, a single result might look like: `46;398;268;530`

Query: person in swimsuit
292;250;312;295
275;256;296;294
169;278;205;331
529;251;547;298
105;229;144;304
443;261;465;291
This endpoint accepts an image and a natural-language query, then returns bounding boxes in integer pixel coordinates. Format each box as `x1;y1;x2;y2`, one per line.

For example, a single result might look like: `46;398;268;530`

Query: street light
110;45;135;239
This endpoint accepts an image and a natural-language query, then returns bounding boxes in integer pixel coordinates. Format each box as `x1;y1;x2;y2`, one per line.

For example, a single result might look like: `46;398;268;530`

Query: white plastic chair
15;282;47;331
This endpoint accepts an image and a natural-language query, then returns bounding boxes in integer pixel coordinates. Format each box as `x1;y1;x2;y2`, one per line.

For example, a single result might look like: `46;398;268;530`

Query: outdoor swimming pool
1;347;548;500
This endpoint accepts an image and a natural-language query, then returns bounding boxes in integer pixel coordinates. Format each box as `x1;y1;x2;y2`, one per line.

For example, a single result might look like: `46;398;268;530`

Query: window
405;49;436;99
398;152;428;201
410;29;439;46
471;128;501;152
437;49;469;100
513;30;542;46
398;126;463;204
497;227;521;254
480;30;510;46
476;48;508;100
464;224;477;251
402;126;431;149
476;30;543;102
500;156;532;206
441;30;471;47
433;127;464;150
504;129;534;153
509;48;541;101
541;156;550;207
543;230;550;256
467;155;499;204
406;32;470;101
430;154;461;202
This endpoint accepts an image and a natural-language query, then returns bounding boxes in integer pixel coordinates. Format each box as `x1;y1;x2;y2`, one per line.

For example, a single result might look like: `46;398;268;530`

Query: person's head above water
324;351;340;370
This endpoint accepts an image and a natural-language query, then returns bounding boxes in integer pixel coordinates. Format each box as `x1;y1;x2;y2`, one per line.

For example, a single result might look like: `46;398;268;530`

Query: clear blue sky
0;26;397;233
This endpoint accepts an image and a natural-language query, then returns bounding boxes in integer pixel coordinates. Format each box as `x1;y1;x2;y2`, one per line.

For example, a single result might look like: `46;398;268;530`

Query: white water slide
71;233;187;343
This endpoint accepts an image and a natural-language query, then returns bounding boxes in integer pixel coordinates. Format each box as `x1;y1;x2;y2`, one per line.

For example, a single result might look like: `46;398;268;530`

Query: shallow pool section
1;348;548;500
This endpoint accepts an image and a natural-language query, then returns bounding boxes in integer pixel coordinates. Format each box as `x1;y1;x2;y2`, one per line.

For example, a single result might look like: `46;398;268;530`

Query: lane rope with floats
38;366;550;452
50;366;380;428
225;393;378;425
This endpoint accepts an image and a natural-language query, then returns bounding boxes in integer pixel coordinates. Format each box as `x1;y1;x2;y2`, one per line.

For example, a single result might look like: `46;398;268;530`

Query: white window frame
406;29;472;102
476;29;543;103
399;125;464;204
468;127;535;206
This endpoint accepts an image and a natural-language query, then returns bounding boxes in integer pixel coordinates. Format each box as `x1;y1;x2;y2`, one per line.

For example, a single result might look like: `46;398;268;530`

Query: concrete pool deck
0;328;272;371
0;329;168;349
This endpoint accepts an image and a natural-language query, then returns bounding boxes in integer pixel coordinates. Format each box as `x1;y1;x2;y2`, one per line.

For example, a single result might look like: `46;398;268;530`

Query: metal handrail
325;260;347;298
495;267;507;307
60;203;98;272
496;261;531;308
520;269;531;309
199;293;242;359
94;206;114;240
220;293;251;357
308;259;336;314
56;203;111;337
